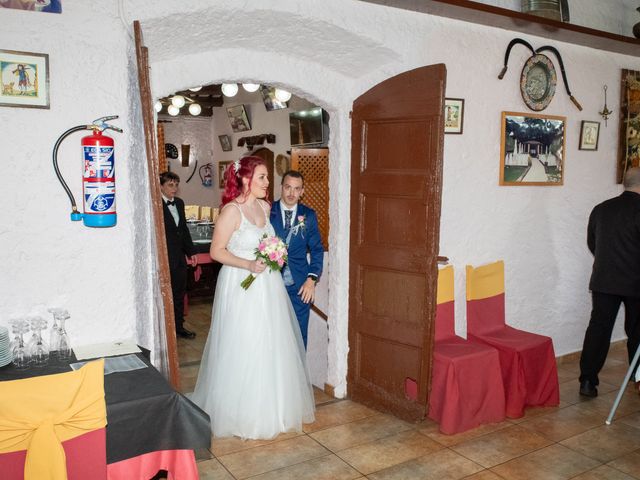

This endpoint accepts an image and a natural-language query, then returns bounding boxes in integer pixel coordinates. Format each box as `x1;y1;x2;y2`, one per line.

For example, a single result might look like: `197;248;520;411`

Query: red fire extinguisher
53;116;122;227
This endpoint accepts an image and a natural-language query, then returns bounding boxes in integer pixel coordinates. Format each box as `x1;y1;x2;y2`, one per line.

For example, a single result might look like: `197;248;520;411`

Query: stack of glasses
0;326;10;367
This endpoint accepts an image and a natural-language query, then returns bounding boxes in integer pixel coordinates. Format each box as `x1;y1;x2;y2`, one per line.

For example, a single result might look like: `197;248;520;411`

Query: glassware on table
10;318;31;369
48;307;72;359
27;316;49;367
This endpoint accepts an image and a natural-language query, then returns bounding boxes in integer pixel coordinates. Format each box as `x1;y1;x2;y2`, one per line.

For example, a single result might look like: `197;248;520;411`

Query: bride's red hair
221;156;268;206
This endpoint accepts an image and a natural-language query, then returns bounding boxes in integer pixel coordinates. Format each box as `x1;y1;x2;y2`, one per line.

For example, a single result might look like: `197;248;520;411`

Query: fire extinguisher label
83;146;114;179
84;182;116;214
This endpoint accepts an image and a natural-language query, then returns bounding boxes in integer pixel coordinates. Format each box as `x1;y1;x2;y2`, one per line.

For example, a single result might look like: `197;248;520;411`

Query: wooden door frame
134;20;180;388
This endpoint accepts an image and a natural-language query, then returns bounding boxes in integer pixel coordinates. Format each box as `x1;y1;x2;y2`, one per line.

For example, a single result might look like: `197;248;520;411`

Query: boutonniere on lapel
291;215;306;238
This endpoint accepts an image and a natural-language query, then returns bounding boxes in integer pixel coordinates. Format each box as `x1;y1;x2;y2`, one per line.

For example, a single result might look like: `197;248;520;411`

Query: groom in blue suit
271;170;324;348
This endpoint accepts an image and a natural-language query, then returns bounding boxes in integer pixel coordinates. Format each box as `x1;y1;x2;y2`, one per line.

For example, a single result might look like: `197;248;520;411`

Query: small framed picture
218;161;232;188
444;98;464;134
579;120;600;151
0;49;50;109
218;134;232;152
226;104;251;133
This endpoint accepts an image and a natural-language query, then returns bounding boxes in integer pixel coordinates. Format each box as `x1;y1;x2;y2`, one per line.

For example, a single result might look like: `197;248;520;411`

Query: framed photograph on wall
444;98;464;134
218;161;232;189
617;69;640;183
260;86;288;111
226;104;251;133
579;121;600;151
218;134;232;152
0;49;50;109
500;111;566;186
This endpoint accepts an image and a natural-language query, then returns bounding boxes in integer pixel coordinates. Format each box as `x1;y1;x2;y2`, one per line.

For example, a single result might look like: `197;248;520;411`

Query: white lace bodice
225;202;275;260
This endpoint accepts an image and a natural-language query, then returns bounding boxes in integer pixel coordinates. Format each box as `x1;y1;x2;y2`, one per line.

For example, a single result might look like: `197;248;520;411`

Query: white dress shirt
162;194;179;226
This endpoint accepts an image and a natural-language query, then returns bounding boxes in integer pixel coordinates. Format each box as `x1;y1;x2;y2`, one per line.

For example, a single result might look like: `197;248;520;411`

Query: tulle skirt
190;264;315;439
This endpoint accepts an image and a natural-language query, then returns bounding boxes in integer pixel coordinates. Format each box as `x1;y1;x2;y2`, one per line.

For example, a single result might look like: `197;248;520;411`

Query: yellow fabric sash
437;265;454;305
0;359;106;480
466;260;505;301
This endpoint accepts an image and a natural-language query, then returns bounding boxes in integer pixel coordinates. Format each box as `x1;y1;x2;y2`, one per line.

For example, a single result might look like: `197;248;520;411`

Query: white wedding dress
190;202;315;439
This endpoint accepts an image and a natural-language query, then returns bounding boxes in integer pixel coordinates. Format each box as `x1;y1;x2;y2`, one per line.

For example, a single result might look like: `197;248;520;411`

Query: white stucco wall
3;0;639;398
0;3;153;350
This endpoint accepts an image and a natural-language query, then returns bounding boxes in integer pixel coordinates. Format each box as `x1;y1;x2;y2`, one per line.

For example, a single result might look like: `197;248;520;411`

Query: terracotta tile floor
179;299;640;479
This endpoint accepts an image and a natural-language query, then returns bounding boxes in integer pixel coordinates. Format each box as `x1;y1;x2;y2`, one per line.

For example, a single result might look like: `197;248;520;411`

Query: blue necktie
284;210;293;238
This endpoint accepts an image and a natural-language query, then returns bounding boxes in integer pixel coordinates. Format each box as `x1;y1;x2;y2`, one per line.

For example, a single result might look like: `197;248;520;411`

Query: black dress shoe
579;380;598;397
177;328;196;339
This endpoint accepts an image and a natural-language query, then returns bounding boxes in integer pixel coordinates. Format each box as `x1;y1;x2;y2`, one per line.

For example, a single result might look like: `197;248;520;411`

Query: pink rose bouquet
241;234;288;289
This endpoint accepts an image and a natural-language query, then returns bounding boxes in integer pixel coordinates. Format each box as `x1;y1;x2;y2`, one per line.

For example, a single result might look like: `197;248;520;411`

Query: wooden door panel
349;65;446;421
363;120;431;171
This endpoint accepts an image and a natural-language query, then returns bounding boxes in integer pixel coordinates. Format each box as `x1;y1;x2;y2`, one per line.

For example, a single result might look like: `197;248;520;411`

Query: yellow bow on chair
0;359;106;480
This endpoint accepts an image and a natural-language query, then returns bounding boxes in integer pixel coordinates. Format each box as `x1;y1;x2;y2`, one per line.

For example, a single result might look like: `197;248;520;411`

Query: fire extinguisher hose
52;124;91;213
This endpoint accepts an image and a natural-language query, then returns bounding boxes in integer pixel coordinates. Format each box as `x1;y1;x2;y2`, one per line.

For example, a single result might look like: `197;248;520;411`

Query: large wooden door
348;65;446;421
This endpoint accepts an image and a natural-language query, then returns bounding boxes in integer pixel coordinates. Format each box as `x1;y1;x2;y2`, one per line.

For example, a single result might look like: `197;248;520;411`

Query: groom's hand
298;278;316;304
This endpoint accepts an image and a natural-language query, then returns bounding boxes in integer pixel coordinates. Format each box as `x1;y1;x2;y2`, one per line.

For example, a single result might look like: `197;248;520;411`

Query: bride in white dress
191;156;315;439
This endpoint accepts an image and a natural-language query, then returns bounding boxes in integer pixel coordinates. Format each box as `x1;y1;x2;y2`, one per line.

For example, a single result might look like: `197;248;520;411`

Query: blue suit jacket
270;200;324;289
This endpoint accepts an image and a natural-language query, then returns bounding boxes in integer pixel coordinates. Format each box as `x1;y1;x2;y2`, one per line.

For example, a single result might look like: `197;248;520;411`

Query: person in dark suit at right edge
579;167;640;397
160;171;198;339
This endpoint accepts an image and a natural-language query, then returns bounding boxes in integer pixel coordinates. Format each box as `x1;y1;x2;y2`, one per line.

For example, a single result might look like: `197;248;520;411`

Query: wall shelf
359;0;640;57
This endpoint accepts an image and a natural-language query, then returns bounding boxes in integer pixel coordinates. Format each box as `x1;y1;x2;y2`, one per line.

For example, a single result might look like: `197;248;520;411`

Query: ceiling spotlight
154;101;162;112
221;83;239;97
188;86;202;92
275;88;292;102
167;105;180;116
171;95;185;108
242;83;260;93
188;103;202;116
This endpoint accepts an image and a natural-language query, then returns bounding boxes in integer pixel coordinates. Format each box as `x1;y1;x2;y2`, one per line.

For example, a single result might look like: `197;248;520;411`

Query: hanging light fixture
167;105;180;116
242;83;260;93
188;86;202;92
154;101;162;112
275;88;292;102
171;95;186;108
221;83;239;97
188;103;202;116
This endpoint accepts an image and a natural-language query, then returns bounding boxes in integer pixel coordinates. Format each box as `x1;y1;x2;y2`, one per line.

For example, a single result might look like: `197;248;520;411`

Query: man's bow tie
166;200;176;206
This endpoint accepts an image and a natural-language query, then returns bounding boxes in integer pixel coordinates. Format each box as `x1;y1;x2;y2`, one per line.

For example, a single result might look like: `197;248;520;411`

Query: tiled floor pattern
179;300;640;479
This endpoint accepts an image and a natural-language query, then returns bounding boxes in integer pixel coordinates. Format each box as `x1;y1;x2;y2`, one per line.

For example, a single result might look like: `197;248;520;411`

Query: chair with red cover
0;359;107;480
428;265;506;434
466;260;559;418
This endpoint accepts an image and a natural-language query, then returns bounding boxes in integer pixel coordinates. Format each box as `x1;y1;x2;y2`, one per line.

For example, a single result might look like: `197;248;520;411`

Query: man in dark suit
579;167;640;396
270;170;324;348
160;172;198;339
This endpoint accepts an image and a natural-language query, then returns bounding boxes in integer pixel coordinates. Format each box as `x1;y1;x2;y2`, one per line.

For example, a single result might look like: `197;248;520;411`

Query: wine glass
27;316;49;367
10;318;30;370
55;310;72;360
48;307;62;355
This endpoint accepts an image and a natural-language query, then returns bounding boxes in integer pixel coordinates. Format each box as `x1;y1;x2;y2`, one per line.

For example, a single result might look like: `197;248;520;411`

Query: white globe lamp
221;83;239;97
188;103;202;116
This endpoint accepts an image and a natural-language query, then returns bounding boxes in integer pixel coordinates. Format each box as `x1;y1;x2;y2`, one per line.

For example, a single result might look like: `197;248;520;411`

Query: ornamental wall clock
498;38;582;112
165;143;178;159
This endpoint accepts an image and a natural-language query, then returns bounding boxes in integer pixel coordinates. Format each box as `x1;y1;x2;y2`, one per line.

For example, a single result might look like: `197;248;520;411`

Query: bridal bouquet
241;234;288;290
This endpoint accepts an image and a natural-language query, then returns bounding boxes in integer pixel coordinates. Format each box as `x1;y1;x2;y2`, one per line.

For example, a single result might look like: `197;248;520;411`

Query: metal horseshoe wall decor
498;38;582;112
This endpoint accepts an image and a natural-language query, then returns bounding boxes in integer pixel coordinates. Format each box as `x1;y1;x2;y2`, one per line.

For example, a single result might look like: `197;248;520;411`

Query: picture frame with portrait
218;134;232;152
226;104;251;133
444;98;464;134
0;49;50;109
218;161;232;189
579;121;600;151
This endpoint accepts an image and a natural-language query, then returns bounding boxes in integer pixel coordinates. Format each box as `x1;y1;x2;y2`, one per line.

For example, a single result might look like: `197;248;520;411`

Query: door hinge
349;111;352;119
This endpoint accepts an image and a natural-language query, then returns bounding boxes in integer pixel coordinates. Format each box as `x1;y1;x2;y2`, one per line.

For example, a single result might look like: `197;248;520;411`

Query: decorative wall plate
165;143;178;159
520;54;557;111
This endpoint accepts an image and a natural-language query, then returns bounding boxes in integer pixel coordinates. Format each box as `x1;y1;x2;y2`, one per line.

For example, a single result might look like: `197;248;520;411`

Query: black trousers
170;263;187;332
579;291;640;385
